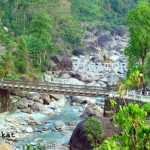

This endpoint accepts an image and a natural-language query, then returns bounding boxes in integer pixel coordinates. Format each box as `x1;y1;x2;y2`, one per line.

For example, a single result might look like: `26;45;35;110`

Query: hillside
0;0;138;78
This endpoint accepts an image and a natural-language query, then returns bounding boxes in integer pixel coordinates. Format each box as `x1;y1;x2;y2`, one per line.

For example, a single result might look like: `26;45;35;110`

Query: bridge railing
0;79;116;97
0;79;115;90
125;90;150;101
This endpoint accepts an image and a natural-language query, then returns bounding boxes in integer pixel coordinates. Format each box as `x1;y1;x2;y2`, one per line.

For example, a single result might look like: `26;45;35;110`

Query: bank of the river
0;95;104;150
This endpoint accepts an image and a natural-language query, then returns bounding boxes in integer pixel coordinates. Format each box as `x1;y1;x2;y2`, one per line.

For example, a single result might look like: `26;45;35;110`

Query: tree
125;1;150;95
48;0;82;46
29;12;53;69
84;116;103;148
14;36;30;74
71;0;101;21
95;103;150;150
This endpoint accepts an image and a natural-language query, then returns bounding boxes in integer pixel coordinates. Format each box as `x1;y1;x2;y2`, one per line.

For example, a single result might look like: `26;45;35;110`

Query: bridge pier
0;89;11;113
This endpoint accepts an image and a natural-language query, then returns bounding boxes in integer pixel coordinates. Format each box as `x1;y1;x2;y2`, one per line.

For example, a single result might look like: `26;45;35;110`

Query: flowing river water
0;97;104;150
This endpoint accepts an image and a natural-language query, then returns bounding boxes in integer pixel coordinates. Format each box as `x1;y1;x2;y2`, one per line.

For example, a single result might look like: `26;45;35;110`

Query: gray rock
61;73;71;79
31;102;44;112
51;55;73;71
81;105;104;118
17;98;28;109
10;90;28;98
36;99;44;104
69;116;119;150
98;34;114;48
26;126;33;133
80;74;93;83
109;40;118;50
70;96;87;104
54;120;65;130
50;94;66;100
111;28;128;38
40;93;51;104
27;92;40;101
118;41;128;49
21;107;33;114
73;48;87;56
27;100;34;107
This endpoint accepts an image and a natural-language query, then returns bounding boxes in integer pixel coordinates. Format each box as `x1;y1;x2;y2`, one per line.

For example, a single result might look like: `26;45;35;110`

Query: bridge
0;79;112;97
0;79;113;113
0;79;149;113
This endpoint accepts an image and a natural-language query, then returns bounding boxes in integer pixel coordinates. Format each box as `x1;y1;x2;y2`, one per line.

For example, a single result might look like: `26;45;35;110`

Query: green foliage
115;103;150;150
125;70;141;89
29;12;53;69
109;99;117;108
48;0;83;46
94;137;120;150
96;103;150;150
71;0;101;21
125;1;150;89
141;103;150;114
99;0;137;28
84;116;103;148
0;0;143;78
23;145;45;150
14;36;30;73
0;0;83;76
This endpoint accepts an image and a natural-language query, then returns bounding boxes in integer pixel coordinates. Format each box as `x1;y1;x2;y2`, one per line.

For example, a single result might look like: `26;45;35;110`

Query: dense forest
0;0;139;79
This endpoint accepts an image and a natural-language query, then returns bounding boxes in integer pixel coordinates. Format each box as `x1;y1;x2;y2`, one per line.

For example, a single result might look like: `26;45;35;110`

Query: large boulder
69;116;118;150
49;60;58;71
10;90;28;98
98;34;117;50
94;29;103;37
17;98;28;109
59;56;73;71
73;49;87;56
51;55;73;71
50;94;66;100
69;73;93;83
111;28;128;39
84;38;97;47
27;92;40;101
61;73;71;79
70;96;87;104
40;93;51;104
31;102;44;112
81;105;104;118
80;74;93;83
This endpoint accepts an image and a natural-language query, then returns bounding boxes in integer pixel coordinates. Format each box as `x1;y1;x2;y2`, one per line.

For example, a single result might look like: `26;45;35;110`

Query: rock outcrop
69;116;118;150
50;55;73;71
73;48;87;56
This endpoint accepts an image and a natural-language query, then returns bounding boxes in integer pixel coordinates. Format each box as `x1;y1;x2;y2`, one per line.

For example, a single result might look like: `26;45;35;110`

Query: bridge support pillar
0;89;11;113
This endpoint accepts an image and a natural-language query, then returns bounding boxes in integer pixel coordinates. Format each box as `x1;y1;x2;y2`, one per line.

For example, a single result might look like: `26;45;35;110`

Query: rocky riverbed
0;92;104;150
